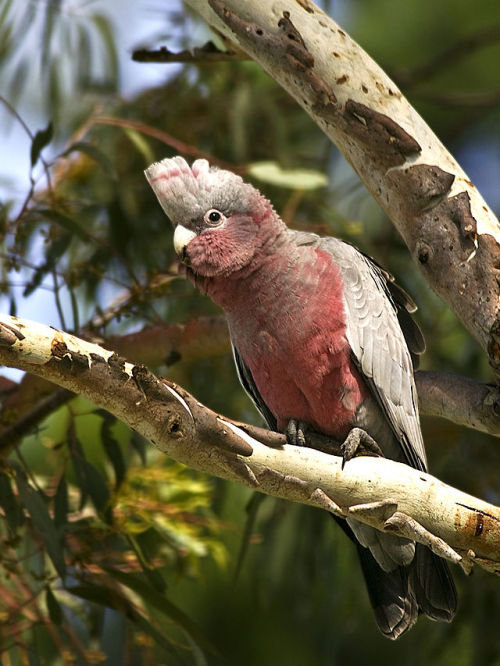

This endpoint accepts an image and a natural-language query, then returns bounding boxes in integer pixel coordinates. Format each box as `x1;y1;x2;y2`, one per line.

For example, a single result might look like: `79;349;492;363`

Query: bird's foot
286;419;308;446
341;427;384;470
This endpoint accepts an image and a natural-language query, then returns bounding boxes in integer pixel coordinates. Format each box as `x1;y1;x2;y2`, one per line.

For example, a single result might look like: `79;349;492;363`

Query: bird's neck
203;227;290;313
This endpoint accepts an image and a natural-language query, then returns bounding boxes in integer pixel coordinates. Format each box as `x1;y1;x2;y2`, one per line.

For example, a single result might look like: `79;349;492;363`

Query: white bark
1;314;499;575
182;0;500;369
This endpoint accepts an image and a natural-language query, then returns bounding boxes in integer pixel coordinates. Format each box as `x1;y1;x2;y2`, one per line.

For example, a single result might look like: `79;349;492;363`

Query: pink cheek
186;222;258;275
185;237;223;275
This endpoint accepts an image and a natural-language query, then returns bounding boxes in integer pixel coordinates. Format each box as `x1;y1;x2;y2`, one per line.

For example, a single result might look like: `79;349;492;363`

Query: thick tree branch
181;0;500;373
1;318;497;462
0;314;499;575
416;370;500;436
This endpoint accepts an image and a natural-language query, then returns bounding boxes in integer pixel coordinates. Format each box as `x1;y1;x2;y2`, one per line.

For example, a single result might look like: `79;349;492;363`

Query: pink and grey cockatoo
145;156;457;639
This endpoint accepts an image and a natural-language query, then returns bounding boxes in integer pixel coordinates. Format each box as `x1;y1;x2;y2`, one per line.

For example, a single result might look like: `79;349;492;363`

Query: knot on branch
0;321;25;346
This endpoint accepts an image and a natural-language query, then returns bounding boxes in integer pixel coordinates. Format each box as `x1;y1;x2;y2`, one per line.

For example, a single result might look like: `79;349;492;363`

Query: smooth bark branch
416;370;500;436
181;0;500;372
1;314;499;575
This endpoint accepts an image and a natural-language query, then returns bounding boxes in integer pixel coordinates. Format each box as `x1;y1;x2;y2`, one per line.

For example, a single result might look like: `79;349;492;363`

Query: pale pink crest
144;156;249;224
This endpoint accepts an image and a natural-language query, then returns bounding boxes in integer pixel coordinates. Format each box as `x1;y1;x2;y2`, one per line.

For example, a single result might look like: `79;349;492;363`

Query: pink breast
236;248;368;439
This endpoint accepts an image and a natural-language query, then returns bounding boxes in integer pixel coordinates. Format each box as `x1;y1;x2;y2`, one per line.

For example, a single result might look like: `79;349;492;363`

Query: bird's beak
173;224;197;263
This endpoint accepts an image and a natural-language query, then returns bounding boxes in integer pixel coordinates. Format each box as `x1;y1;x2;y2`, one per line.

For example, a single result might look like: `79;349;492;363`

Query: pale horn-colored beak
173;224;197;262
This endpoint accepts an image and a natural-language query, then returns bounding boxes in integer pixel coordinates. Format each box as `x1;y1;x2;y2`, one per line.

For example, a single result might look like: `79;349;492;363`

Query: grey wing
293;231;427;472
232;345;278;431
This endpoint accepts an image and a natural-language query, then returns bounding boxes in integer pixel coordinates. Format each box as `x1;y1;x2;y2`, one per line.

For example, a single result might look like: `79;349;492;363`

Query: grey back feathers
293;231;427;471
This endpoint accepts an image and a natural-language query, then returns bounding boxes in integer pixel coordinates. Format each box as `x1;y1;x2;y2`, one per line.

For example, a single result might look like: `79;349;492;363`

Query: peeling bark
182;0;500;372
0;314;499;575
1;319;498;461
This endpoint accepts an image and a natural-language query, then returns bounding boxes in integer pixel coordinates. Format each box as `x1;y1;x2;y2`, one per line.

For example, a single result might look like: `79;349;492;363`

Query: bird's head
145;156;284;278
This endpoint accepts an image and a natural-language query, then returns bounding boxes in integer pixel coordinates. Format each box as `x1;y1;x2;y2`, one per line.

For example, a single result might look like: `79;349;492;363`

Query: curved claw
341;427;384;470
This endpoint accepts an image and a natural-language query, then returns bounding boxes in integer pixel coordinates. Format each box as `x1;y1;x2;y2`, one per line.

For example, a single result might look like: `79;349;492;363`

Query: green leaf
54;475;68;531
60;141;117;179
75;457;112;522
234;491;266;582
30;121;53;168
23;232;72;298
123;128;154;166
68;424;88;510
68;419;111;520
16;474;66;580
39;208;89;241
0;470;23;531
99;414;126;489
247;161;328;190
91;13;119;87
126;535;167;593
45;587;63;625
68;583;175;655
130;431;147;465
107;569;217;655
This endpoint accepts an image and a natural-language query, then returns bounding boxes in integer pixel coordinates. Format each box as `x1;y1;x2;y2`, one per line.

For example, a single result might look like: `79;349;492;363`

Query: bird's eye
204;209;225;226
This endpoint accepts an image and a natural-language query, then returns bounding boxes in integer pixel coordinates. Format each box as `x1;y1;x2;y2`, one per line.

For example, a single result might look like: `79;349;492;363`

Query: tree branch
416;370;500;436
1;318;497;463
180;0;500;373
0;314;499;575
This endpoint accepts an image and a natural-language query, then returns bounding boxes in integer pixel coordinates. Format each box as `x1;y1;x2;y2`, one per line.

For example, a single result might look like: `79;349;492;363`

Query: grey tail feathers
334;516;457;639
356;542;457;639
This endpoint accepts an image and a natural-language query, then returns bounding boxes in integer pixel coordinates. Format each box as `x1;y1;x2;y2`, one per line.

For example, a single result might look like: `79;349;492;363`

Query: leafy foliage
0;0;500;664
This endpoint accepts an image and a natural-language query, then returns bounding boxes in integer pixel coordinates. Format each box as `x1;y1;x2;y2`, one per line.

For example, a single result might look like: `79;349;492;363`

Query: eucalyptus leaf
54;475;68;531
247;161;328;190
60;141;117;179
68;583;175;655
45;587;63;625
39;208;89;241
99;414;126;489
0;470;23;531
16;474;66;580
107;568;217;655
30;121;53;168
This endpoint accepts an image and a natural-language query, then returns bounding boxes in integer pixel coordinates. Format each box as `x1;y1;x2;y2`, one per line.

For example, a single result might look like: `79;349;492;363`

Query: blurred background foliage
0;0;500;664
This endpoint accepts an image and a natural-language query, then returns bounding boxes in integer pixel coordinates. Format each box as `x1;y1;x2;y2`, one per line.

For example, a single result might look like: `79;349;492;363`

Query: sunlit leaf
123;128;154;166
247;161;328;189
30;121;53;168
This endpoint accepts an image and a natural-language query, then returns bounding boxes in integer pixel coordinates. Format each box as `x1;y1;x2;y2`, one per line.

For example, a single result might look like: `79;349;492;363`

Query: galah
145;156;457;639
